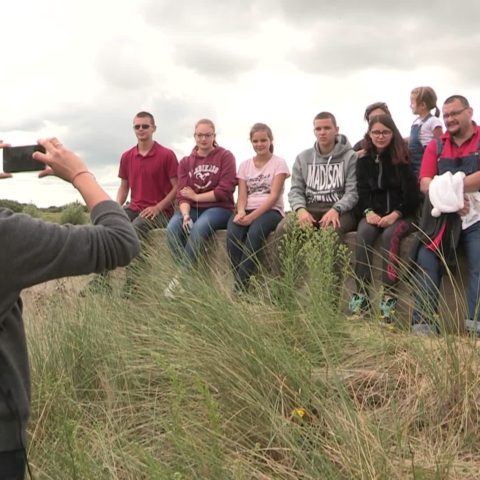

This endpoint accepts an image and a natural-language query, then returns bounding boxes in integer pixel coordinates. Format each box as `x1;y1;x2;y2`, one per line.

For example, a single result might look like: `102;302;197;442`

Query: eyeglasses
370;130;393;137
134;124;152;130
443;107;468;119
195;133;215;139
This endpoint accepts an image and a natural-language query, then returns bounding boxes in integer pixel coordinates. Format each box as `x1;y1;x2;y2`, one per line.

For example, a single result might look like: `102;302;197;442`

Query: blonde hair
194;118;218;147
411;86;440;117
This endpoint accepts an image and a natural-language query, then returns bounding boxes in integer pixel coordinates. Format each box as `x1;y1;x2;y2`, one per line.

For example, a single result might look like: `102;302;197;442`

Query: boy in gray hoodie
288;111;358;233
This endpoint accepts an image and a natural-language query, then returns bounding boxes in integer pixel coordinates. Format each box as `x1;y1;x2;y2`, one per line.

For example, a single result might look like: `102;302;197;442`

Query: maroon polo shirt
119;141;178;216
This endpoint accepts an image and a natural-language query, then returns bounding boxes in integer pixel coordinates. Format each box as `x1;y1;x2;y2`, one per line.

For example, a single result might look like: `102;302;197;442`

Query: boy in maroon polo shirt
117;111;178;237
86;111;178;295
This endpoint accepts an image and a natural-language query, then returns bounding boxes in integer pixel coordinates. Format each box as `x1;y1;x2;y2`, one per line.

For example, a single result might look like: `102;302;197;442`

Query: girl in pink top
227;123;290;292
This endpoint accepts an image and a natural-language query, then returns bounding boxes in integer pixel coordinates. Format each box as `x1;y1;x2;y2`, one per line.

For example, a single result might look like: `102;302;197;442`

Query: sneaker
464;319;480;336
379;295;397;323
164;276;183;300
348;293;369;316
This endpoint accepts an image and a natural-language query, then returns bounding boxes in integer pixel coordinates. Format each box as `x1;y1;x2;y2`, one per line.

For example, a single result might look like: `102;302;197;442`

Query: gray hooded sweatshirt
0;200;140;453
288;134;358;214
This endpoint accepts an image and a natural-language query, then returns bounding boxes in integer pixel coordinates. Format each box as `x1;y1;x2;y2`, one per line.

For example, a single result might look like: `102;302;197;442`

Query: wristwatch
332;205;342;214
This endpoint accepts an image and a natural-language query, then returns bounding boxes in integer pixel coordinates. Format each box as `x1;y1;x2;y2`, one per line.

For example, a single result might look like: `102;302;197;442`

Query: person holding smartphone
0;138;140;479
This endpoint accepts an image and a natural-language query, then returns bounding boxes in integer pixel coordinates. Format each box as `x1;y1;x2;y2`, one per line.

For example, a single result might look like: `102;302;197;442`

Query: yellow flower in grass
290;407;306;422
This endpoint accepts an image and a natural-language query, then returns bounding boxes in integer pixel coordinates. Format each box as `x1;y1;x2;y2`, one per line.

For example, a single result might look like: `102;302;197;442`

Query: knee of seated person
167;215;182;230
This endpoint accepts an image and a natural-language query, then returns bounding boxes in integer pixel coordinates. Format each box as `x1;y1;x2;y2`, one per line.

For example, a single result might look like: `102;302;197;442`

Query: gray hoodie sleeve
0;200;140;292
288;153;308;211
334;151;358;213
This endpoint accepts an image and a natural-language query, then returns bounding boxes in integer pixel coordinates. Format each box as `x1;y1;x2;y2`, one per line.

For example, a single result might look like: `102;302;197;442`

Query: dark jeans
167;207;232;267
355;217;414;291
0;449;26;480
227;209;282;290
124;207;170;240
412;220;480;324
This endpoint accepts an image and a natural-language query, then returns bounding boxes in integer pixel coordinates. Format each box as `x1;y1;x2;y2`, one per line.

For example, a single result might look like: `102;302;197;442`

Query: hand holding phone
3;145;46;173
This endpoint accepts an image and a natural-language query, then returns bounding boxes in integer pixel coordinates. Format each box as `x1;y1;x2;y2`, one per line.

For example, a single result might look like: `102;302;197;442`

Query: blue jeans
227;210;282;290
412;220;480;324
167;207;232;267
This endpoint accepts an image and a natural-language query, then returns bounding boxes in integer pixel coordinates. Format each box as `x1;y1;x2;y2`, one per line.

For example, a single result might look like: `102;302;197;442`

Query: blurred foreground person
0;138;140;478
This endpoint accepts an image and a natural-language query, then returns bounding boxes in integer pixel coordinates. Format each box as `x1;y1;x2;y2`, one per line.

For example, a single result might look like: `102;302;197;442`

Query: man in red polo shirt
117;111;178;237
85;111;178;295
412;95;480;335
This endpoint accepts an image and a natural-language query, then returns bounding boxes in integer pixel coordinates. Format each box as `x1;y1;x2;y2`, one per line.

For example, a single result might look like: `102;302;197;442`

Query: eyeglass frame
194;133;215;139
442;107;468;120
370;129;393;138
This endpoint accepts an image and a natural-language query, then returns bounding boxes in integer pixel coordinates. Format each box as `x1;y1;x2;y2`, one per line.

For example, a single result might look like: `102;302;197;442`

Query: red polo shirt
119;141;178;215
420;123;480;179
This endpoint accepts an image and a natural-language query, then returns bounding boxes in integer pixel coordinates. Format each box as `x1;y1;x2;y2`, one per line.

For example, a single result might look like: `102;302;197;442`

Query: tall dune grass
26;227;480;479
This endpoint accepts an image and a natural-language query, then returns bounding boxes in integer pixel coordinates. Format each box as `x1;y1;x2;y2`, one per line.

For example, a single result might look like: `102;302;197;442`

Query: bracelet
363;208;373;216
71;170;94;188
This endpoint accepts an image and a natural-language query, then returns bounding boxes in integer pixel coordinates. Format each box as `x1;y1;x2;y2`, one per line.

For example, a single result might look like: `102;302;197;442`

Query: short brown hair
313;111;337;127
444;95;470;108
135;111;155;125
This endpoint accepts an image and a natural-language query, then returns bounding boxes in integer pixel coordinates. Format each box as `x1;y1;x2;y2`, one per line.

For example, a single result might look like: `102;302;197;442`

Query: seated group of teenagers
2;88;478;476
115;88;480;336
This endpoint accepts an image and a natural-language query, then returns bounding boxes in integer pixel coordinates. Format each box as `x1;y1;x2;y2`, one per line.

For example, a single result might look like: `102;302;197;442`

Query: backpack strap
435;138;445;159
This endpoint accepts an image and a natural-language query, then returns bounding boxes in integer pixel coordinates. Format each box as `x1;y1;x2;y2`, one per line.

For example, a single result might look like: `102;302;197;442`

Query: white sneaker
164;276;181;299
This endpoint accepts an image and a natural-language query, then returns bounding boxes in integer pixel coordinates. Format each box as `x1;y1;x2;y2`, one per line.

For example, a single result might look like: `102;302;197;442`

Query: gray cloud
0;118;48;133
174;43;256;78
278;0;480;31
284;3;480;78
142;0;266;78
95;38;153;90
142;0;277;34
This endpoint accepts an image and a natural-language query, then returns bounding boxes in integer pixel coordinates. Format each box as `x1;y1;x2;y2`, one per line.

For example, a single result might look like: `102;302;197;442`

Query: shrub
0;198;23;212
59;201;87;225
23;203;41;218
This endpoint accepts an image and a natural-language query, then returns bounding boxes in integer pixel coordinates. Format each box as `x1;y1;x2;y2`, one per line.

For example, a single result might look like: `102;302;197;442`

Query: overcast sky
1;0;479;207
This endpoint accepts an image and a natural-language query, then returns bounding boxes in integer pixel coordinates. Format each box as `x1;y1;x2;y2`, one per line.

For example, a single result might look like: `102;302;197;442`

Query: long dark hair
363;114;409;165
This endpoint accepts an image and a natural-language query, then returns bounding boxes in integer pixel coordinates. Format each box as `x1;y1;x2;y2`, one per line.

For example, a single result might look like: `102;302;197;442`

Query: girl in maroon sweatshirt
166;119;236;274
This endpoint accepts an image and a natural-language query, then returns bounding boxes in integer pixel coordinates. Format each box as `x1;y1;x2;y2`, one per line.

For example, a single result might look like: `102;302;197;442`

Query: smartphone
3;145;46;173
